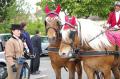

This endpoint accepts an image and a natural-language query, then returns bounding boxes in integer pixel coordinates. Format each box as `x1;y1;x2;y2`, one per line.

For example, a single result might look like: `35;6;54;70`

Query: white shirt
115;11;120;23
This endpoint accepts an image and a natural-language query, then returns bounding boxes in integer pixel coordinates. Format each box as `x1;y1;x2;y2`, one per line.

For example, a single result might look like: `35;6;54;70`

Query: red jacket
107;11;120;27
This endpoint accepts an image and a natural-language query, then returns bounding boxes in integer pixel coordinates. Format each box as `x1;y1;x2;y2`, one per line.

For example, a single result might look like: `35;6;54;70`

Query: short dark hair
10;24;21;30
20;22;26;29
35;30;39;34
10;24;21;35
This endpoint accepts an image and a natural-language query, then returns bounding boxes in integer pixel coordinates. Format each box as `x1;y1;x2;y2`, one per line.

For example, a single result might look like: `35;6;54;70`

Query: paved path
29;57;115;79
29;57;50;79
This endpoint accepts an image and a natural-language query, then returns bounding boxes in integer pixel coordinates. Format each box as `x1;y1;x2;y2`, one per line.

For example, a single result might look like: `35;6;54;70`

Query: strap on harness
74;51;120;57
48;47;59;52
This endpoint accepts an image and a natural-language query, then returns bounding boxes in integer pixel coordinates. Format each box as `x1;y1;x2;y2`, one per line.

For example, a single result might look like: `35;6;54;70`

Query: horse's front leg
51;62;61;79
83;62;95;79
102;65;111;79
67;61;76;79
111;66;120;79
111;56;120;79
75;61;82;79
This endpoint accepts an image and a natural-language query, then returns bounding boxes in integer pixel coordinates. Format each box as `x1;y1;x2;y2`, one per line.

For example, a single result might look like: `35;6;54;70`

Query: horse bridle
60;20;83;54
61;22;78;53
45;12;62;39
45;12;62;52
46;12;59;17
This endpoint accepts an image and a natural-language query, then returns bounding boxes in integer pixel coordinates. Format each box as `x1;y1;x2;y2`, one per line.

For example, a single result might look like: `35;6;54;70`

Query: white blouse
115;11;120;23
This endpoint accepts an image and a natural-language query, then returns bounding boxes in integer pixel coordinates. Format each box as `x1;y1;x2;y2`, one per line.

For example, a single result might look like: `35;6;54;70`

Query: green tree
0;0;30;33
38;0;118;19
0;0;30;22
27;20;46;35
0;0;16;22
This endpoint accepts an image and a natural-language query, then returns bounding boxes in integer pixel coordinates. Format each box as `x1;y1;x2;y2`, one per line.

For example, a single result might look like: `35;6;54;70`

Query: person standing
5;24;24;79
20;22;33;55
30;30;42;74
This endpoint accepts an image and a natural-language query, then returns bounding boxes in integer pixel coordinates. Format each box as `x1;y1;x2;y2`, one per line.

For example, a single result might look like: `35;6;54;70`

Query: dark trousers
30;53;40;73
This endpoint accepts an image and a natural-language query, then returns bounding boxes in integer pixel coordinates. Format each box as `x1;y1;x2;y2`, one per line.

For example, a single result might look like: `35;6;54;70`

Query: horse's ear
45;5;51;14
55;4;61;14
65;16;69;22
71;16;76;26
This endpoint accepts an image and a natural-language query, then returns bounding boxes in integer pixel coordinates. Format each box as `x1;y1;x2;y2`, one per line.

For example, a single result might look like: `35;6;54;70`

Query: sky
17;0;41;14
25;0;39;13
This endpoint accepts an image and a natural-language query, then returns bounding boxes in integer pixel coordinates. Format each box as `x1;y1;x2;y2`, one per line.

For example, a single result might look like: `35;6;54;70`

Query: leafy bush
27;20;46;35
0;22;11;33
0;20;46;35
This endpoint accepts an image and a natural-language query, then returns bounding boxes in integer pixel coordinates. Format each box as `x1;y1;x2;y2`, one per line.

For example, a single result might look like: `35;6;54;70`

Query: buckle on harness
114;51;120;57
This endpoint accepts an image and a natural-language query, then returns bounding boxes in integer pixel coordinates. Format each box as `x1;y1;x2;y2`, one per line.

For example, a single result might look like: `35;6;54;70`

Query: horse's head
45;4;61;44
59;16;79;58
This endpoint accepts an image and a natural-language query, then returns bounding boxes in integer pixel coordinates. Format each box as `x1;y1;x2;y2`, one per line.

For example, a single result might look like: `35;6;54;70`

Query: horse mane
76;19;112;50
59;11;66;25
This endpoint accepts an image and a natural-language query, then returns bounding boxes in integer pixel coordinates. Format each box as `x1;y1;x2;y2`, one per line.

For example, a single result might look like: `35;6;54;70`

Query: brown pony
44;5;82;79
58;16;120;79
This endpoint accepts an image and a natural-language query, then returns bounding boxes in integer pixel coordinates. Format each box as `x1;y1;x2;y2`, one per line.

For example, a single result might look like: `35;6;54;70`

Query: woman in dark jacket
20;22;33;54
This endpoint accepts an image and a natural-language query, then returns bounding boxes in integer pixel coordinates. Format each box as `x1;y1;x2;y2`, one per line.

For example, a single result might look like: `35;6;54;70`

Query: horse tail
63;66;68;72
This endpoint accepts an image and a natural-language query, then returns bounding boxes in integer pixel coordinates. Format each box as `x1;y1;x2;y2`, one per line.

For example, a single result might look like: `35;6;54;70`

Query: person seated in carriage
105;1;120;48
106;1;120;30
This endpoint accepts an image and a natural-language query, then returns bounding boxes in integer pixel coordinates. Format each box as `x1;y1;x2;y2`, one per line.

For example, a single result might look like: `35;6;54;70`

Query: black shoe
31;71;40;75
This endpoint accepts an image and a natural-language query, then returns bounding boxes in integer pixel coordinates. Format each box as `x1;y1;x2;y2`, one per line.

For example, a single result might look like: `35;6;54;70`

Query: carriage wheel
20;62;30;79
